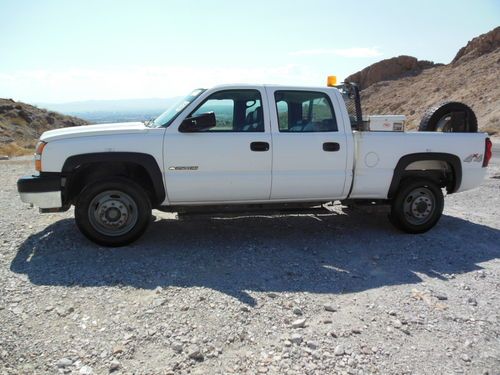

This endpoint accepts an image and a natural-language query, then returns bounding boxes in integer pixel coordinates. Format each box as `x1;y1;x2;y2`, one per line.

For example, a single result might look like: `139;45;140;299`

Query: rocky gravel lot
0;158;499;375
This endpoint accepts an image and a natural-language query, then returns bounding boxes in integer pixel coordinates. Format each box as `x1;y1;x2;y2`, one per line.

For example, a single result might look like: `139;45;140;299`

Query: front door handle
250;142;270;152
323;142;340;152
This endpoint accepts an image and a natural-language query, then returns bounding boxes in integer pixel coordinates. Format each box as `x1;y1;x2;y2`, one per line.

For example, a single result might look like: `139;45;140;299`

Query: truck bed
349;131;488;199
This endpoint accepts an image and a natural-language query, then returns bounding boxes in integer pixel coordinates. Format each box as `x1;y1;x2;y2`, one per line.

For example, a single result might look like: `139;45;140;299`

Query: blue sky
0;0;498;103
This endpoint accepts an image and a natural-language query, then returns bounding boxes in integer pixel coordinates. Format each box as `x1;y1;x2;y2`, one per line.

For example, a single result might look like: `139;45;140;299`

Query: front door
266;88;348;200
164;88;272;203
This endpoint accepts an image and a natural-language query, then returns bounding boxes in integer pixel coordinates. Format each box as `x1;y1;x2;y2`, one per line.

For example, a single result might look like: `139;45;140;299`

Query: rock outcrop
345;56;440;90
452;26;500;64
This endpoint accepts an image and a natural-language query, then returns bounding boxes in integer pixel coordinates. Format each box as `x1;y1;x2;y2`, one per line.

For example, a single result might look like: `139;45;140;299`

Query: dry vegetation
0;142;33;157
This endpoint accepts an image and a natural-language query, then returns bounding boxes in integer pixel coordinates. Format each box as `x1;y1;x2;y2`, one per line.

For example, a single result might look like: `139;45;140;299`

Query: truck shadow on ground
10;209;500;305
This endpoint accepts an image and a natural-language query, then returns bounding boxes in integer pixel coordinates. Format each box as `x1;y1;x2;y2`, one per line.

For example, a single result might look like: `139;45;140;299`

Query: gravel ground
0;158;499;375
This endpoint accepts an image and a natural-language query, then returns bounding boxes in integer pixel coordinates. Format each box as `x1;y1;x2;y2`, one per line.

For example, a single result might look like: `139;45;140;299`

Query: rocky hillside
0;99;88;156
347;27;500;133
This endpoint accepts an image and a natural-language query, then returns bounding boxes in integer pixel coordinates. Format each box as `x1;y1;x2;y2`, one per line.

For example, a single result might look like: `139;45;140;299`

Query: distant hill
38;97;177;113
0;99;88;156
38;97;180;123
346;27;500;133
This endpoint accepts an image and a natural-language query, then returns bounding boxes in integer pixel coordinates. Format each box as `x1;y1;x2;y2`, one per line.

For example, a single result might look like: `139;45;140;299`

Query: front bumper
17;174;63;209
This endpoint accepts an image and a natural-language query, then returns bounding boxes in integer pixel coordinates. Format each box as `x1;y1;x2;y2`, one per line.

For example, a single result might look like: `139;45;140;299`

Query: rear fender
388;153;462;198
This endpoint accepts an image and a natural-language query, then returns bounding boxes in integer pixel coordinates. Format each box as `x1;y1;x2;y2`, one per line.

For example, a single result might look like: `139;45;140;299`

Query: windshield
151;88;206;127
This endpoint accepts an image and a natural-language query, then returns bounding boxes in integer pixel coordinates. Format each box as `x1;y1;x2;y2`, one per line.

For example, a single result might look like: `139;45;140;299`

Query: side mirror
179;112;216;133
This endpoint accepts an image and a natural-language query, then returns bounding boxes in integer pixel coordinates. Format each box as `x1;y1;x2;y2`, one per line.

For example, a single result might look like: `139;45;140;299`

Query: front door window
189;90;264;132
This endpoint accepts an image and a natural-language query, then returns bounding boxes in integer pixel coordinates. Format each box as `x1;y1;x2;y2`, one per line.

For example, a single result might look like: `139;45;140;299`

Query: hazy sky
0;0;498;103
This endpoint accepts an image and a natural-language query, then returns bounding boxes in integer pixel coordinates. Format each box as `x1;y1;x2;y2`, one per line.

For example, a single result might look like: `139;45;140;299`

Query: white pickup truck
17;83;492;246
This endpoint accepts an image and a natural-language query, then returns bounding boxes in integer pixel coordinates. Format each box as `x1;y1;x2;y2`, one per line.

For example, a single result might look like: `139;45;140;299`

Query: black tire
418;101;477;132
390;179;444;234
75;177;152;247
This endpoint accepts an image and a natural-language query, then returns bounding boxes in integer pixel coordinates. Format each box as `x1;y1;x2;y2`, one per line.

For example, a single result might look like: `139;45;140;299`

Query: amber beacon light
327;75;337;87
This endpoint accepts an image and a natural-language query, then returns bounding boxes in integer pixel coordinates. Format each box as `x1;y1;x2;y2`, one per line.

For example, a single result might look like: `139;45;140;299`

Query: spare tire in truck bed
418;101;477;132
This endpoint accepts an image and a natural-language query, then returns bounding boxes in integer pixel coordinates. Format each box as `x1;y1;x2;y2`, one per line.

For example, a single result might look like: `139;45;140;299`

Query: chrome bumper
17;174;63;209
19;191;62;209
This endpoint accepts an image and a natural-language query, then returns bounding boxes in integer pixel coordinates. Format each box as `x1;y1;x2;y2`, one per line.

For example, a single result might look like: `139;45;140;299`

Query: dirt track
0;157;499;374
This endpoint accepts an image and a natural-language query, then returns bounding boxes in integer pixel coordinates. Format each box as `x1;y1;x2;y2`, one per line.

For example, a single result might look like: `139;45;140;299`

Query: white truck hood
40;122;148;142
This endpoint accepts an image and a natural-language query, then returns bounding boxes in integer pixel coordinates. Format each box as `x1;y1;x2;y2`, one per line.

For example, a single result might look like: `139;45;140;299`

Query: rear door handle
323;142;340;152
250;142;270;152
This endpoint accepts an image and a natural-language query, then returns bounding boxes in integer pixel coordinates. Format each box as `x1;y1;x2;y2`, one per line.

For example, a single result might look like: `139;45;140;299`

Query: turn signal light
34;141;46;171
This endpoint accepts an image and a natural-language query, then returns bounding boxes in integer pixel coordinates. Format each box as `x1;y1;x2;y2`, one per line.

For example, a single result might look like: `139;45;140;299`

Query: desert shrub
0;142;33;157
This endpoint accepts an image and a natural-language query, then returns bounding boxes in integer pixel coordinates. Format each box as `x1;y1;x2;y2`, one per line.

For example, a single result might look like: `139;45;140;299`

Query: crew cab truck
17;83;492;246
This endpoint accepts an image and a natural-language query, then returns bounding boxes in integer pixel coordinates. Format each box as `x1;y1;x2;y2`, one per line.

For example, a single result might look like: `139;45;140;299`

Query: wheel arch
388;153;462;198
62;152;165;206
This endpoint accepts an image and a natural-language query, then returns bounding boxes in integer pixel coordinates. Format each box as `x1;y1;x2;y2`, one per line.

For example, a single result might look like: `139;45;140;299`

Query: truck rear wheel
390;179;444;233
75;177;152;246
418;101;477;132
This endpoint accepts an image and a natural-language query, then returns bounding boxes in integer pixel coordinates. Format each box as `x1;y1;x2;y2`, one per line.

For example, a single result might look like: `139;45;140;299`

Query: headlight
34;141;47;171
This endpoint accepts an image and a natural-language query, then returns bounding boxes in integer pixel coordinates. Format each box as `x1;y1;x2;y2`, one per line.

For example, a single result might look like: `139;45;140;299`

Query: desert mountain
0;99;88;156
346;27;500;133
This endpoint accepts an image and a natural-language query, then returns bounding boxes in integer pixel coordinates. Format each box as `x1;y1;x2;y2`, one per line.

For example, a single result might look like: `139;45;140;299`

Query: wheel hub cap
412;197;432;218
98;199;129;227
403;187;436;225
88;190;138;237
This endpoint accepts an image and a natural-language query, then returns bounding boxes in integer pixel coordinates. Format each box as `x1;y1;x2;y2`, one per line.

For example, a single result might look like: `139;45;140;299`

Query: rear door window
274;91;337;132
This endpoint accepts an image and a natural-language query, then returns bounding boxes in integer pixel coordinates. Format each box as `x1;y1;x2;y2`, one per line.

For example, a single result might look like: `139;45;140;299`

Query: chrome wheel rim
403;187;435;225
88;190;138;237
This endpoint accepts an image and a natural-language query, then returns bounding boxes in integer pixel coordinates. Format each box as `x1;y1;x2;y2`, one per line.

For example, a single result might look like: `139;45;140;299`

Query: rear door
266;87;349;200
164;88;272;203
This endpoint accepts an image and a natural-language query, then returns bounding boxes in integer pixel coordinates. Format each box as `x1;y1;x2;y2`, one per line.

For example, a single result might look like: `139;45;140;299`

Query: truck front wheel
75;177;152;246
390;179;444;234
